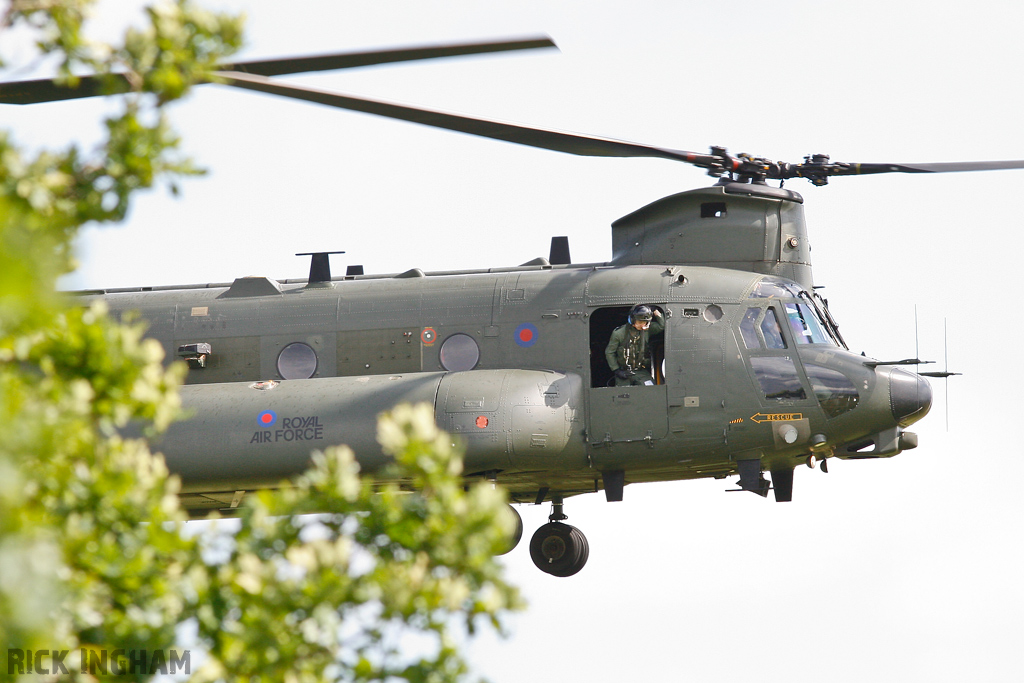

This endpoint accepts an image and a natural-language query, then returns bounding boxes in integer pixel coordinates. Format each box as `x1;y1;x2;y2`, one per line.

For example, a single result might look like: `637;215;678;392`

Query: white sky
4;1;1024;681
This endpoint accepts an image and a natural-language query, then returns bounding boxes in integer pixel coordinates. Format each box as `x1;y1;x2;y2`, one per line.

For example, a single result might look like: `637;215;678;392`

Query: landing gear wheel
497;504;524;555
529;522;589;577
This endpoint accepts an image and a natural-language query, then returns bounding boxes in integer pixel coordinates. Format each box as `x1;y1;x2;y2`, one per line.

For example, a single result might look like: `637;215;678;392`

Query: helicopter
3;36;1015;577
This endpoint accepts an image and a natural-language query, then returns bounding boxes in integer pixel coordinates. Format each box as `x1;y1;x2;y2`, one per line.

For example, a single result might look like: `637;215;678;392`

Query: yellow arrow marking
750;412;803;423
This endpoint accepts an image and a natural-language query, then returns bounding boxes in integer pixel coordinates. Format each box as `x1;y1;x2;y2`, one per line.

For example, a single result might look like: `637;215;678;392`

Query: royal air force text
251;416;324;444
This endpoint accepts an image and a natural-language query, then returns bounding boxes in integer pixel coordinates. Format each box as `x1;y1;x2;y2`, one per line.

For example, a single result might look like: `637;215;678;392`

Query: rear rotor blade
216;70;706;163
0;36;556;105
223;36;556;77
0;74;119;105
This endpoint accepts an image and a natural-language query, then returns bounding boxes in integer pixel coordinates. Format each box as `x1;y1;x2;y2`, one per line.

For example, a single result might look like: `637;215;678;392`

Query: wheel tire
497;504;524;555
530;522;589;577
570;526;589;575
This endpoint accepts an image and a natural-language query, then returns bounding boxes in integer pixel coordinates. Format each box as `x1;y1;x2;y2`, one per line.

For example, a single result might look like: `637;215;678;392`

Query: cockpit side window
740;307;762;349
805;364;859;417
750;355;806;400
760;308;787;349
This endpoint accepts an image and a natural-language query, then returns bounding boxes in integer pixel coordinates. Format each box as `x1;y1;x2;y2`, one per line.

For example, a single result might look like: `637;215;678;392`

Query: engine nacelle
436;369;585;474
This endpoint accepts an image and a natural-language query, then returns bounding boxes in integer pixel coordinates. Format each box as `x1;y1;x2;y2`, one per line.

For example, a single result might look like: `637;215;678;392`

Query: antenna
918;317;962;430
549;236;571;265
914;305;923;427
944;319;949;429
296;251;345;284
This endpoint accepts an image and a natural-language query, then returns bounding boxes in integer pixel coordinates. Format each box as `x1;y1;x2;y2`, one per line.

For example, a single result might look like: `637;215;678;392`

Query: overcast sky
4;1;1024;681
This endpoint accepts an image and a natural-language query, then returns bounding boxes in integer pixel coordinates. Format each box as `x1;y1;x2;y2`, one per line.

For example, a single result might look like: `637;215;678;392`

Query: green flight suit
605;315;664;386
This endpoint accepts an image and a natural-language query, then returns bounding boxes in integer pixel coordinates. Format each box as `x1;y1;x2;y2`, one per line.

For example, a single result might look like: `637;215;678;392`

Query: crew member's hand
614;368;632;380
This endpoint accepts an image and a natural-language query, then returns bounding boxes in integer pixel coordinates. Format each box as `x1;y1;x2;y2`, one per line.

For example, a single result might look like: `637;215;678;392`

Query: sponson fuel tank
158;369;585;493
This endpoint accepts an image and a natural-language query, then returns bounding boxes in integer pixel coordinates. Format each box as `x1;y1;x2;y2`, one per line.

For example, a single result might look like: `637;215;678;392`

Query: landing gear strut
529;496;589;577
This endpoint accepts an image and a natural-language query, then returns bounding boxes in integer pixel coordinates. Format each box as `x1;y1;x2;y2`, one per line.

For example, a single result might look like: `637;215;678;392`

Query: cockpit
742;276;859;418
747;277;846;348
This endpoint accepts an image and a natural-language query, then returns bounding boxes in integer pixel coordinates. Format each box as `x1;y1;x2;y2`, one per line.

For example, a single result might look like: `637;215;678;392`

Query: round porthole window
703;304;724;323
439;333;480;372
277;342;318;379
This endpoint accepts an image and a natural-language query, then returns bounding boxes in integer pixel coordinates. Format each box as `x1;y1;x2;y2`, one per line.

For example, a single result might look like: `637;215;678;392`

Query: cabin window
439;334;480;372
805;364;860;417
703;304;724;322
750;355;806;401
277;342;318;379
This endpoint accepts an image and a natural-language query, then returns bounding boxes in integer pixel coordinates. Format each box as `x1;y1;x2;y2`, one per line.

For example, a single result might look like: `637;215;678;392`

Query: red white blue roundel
257;410;277;428
514;322;538;348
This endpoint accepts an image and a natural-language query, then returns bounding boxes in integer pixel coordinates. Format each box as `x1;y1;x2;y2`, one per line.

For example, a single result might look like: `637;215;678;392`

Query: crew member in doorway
605;304;664;386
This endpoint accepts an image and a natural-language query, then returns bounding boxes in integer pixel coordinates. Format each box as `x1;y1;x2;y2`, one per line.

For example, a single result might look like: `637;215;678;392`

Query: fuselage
94;259;930;513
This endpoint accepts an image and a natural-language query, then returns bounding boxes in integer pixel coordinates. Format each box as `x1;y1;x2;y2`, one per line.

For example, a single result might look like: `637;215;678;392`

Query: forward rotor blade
873;159;1024;173
216;70;705;163
0;36;556;105
787;158;1024;181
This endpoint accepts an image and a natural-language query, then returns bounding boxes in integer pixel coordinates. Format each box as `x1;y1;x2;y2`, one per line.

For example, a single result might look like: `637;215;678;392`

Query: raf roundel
257;409;277;428
514;322;539;348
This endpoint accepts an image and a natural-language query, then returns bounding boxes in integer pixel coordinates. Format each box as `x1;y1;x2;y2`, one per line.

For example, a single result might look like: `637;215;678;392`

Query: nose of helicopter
888;368;932;426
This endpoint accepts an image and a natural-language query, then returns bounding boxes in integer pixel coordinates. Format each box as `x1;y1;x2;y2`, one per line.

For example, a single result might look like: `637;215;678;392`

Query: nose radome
889;368;932;426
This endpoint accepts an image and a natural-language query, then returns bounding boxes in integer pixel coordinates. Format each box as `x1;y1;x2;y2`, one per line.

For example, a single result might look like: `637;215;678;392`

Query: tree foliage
0;2;520;680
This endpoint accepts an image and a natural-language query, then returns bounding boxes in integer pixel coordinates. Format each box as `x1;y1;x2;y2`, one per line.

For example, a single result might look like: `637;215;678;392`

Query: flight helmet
629;304;653;324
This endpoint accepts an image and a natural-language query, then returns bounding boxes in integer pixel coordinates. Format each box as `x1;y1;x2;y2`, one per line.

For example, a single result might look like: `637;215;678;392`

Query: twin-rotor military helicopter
3;37;1012;576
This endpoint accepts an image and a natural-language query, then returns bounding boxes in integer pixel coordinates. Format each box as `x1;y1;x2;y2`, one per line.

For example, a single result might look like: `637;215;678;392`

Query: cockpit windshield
785;302;831;344
749;278;803;299
749;277;846;348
